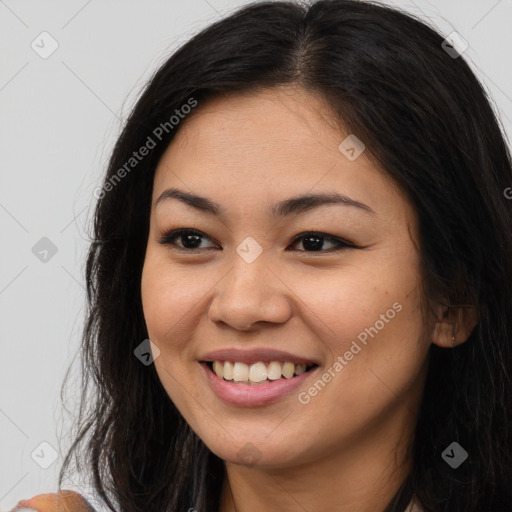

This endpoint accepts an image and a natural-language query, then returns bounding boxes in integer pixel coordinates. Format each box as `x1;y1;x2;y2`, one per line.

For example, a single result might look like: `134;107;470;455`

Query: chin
200;432;305;469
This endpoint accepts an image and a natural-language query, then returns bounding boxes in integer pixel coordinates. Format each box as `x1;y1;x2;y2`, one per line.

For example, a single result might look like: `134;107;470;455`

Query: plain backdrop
1;0;511;510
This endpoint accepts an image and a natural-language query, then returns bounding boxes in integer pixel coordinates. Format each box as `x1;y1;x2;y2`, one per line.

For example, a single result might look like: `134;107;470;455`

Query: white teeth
249;362;267;382
213;361;224;379
282;362;295;379
267;361;282;380
295;363;307;375
211;360;313;383
223;361;234;380
233;362;249;381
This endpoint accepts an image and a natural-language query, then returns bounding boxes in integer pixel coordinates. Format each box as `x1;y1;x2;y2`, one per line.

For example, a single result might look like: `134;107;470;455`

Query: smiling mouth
204;360;318;385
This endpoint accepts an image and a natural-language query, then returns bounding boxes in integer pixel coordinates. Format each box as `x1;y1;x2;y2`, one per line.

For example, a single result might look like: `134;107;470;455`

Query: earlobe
431;302;478;348
431;321;456;348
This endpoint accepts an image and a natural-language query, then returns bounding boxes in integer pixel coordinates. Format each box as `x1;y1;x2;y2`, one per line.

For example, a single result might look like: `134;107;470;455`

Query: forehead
152;86;412;225
163;86;342;156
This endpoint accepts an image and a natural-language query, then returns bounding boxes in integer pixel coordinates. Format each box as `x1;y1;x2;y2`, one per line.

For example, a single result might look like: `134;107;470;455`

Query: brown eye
159;228;356;253
159;229;219;251
288;232;355;253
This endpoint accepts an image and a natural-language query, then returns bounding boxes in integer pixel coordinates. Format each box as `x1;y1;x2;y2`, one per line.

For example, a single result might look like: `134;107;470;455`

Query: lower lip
200;362;318;407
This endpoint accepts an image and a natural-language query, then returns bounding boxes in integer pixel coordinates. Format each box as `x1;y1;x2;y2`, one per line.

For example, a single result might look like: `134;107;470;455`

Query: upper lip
199;348;319;366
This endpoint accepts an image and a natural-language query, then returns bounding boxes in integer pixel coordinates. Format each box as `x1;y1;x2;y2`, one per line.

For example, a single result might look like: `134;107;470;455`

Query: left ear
431;301;479;348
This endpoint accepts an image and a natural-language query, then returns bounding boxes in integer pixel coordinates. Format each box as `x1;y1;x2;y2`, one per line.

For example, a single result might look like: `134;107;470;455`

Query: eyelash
158;228;357;253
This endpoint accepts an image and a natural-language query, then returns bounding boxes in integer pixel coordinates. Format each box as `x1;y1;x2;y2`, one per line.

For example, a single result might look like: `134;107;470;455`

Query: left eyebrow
271;191;375;217
155;187;375;217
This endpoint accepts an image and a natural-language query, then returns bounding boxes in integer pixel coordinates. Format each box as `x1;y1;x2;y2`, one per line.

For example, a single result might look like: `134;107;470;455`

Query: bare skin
140;85;475;512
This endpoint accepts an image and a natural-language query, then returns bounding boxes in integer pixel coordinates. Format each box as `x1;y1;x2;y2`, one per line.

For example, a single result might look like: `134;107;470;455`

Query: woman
11;0;512;511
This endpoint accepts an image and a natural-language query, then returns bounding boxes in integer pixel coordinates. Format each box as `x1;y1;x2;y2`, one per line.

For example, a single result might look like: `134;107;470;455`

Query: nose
207;257;293;331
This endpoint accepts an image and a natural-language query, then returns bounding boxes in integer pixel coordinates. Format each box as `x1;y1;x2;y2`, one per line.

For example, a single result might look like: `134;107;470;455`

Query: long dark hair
59;1;512;511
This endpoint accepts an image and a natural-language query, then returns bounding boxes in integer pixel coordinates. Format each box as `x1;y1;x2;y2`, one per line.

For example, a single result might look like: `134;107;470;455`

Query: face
141;86;432;469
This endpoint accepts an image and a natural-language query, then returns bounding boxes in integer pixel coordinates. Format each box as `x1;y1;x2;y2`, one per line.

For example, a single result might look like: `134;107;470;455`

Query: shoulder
9;490;96;512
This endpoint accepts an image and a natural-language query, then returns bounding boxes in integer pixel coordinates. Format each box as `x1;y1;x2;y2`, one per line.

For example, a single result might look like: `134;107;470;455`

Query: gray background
1;0;511;510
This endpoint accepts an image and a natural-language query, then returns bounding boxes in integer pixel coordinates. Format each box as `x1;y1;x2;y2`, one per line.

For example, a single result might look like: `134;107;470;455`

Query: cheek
287;267;427;442
287;249;426;376
141;261;171;341
141;256;202;406
141;255;190;345
140;253;217;351
291;265;420;344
